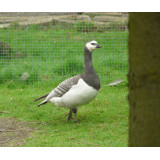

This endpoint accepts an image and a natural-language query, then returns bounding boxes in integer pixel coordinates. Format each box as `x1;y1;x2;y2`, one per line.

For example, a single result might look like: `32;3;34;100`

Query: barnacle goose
34;40;102;123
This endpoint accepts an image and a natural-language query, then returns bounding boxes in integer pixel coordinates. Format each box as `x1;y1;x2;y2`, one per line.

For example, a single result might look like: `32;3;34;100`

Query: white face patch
86;40;98;52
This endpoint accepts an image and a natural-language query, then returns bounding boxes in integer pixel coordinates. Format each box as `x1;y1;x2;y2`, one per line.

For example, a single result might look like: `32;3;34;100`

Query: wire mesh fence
0;12;128;84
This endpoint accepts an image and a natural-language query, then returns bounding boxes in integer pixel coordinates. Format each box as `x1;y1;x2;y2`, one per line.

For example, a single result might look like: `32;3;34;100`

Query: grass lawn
0;81;128;147
0;24;128;146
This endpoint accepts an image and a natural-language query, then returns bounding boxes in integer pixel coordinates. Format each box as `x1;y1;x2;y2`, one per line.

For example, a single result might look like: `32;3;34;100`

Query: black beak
96;44;102;48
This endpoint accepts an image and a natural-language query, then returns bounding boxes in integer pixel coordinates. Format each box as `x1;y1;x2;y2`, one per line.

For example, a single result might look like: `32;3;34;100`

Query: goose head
85;40;102;52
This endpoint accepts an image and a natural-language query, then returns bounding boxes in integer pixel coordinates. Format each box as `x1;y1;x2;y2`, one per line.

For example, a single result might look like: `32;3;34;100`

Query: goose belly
61;79;98;108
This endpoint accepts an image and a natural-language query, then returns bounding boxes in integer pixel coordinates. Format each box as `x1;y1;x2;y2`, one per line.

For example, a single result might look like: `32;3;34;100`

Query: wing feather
46;75;81;101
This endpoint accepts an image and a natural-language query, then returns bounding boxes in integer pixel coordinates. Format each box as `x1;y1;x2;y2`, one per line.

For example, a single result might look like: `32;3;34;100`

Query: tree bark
128;13;160;147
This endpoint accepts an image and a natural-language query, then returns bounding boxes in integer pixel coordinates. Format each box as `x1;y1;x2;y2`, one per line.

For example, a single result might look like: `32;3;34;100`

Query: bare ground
0;118;36;147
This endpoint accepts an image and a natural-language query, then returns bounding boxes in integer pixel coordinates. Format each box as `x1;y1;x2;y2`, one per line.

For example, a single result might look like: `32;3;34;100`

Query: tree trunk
128;13;160;147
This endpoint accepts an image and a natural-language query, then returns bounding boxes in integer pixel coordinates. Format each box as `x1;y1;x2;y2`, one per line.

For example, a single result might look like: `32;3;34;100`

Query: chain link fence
0;12;128;84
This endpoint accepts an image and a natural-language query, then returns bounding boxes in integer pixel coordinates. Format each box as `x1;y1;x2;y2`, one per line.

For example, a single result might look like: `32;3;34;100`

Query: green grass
0;81;128;147
0;24;128;146
0;24;128;84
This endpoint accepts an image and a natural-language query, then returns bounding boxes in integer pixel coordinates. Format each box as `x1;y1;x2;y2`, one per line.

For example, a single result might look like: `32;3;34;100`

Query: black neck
84;47;95;74
81;46;100;90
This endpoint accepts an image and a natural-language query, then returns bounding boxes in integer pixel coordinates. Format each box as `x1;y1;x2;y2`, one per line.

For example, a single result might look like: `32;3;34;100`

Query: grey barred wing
46;75;81;100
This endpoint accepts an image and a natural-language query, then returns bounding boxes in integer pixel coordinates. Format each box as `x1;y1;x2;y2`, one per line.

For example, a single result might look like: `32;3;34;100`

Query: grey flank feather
45;75;81;100
36;75;80;107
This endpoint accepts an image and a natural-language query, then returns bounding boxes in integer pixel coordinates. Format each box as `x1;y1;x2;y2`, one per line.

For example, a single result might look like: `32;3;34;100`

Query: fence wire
0;12;128;84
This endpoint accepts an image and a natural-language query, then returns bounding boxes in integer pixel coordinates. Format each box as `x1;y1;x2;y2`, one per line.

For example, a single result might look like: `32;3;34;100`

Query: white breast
61;78;98;108
49;79;98;108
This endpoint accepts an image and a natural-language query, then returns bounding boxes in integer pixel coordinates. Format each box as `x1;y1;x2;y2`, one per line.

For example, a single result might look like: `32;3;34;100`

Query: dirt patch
0;118;35;147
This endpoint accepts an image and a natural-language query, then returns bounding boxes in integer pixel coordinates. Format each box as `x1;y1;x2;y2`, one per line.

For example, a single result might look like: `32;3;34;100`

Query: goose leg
71;108;78;123
67;109;73;121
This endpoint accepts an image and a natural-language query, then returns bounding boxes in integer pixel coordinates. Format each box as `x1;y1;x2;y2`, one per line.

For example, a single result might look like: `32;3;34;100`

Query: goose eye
91;43;96;45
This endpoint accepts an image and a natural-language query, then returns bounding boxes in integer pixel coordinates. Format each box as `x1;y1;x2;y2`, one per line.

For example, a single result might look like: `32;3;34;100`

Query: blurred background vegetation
0;12;128;85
